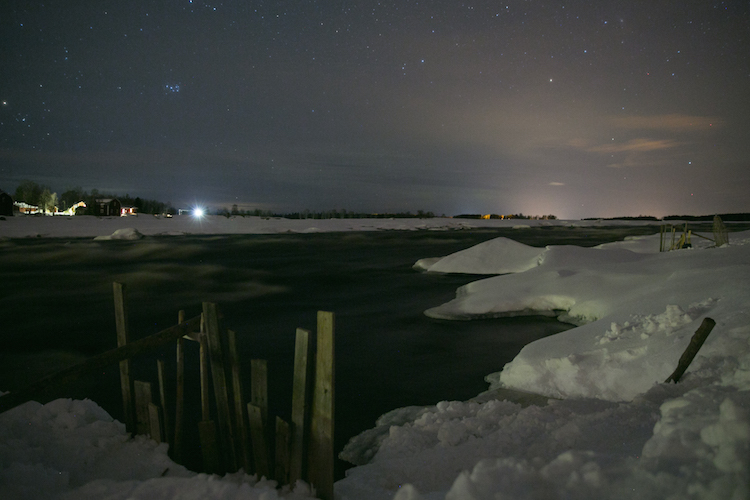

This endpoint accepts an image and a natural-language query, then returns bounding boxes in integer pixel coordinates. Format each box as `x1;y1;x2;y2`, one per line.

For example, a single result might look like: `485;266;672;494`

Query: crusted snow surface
0;398;316;500
413;237;544;274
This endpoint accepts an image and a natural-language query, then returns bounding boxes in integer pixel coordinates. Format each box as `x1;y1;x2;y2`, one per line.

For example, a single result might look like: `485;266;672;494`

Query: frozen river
0;226;659;476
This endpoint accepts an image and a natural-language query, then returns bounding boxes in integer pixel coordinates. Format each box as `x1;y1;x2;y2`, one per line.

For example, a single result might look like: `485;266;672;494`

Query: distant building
94;198;121;217
120;206;137;216
0;191;13;216
13;201;41;214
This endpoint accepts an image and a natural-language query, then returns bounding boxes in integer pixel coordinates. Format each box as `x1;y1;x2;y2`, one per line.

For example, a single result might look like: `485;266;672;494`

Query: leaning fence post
665;318;716;383
203;302;237;473
198;326;221;474
308;311;335;500
157;359;171;448
227;329;252;472
251;359;271;476
113;282;135;434
713;215;729;247
290;328;313;484
173;310;186;463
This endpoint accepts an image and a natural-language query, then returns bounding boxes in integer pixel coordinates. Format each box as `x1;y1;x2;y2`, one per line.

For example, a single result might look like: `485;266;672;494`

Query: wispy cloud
549;181;565;186
610;114;722;131
587;138;680;154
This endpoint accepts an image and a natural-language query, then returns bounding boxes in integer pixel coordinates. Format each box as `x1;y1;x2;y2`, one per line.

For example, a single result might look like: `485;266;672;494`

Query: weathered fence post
250;359;271;477
113;282;135;434
308;311;335;500
203;302;238;472
248;403;270;478
148;402;164;443
198;318;221;474
173;310;186;463
227;329;252;472
665;317;716;383
275;416;291;485
251;359;269;424
713;215;729;246
134;380;153;436
157;359;170;447
290;328;313;484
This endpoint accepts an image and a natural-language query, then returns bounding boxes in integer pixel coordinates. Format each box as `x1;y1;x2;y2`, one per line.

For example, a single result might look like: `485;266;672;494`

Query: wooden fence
660;216;729;252
0;282;336;500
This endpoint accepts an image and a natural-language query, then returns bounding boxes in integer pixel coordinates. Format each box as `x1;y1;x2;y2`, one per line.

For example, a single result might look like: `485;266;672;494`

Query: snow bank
334;230;750;500
339;384;749;500
424;232;750;401
0;398;316;500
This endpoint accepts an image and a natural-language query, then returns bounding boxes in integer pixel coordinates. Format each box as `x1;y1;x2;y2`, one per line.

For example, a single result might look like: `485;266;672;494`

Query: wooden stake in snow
113;282;135;434
308;311;335;500
665;317;716;383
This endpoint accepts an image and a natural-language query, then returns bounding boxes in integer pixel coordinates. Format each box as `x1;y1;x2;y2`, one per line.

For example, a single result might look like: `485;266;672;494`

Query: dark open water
0;225;659;476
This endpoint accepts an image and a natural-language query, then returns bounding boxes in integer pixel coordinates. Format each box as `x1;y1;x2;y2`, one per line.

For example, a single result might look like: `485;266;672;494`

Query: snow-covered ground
1;215;748;499
0;213;659;239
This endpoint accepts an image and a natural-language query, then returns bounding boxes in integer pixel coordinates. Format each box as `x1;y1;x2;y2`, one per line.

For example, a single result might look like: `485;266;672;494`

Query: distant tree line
584;214;750;222
454;213;558;220
214;205;440;219
13;180;175;215
662;213;750;222
582;215;660;221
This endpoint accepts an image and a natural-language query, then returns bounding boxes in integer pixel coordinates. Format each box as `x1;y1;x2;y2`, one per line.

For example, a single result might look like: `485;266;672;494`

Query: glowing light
193;207;205;218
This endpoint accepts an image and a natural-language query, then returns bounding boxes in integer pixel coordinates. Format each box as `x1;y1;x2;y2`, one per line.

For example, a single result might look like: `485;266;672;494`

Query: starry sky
1;1;748;218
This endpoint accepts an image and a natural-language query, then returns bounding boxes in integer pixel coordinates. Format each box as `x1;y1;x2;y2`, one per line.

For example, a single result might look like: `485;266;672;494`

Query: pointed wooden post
203;302;237;472
290;328;313;484
308;311;335;500
113;282;135;434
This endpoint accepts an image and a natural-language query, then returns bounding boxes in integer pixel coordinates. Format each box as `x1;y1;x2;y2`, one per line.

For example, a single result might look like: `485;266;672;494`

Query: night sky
2;1;748;218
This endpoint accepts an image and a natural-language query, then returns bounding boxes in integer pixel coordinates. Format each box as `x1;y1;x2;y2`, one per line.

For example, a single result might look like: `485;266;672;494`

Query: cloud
610;114;722;131
586;138;680;154
549;182;565;186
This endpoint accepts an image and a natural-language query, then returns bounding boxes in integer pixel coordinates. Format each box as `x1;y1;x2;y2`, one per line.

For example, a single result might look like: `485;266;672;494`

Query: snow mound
0;398;316;500
93;228;144;240
426;232;750;402
413;237;544;274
